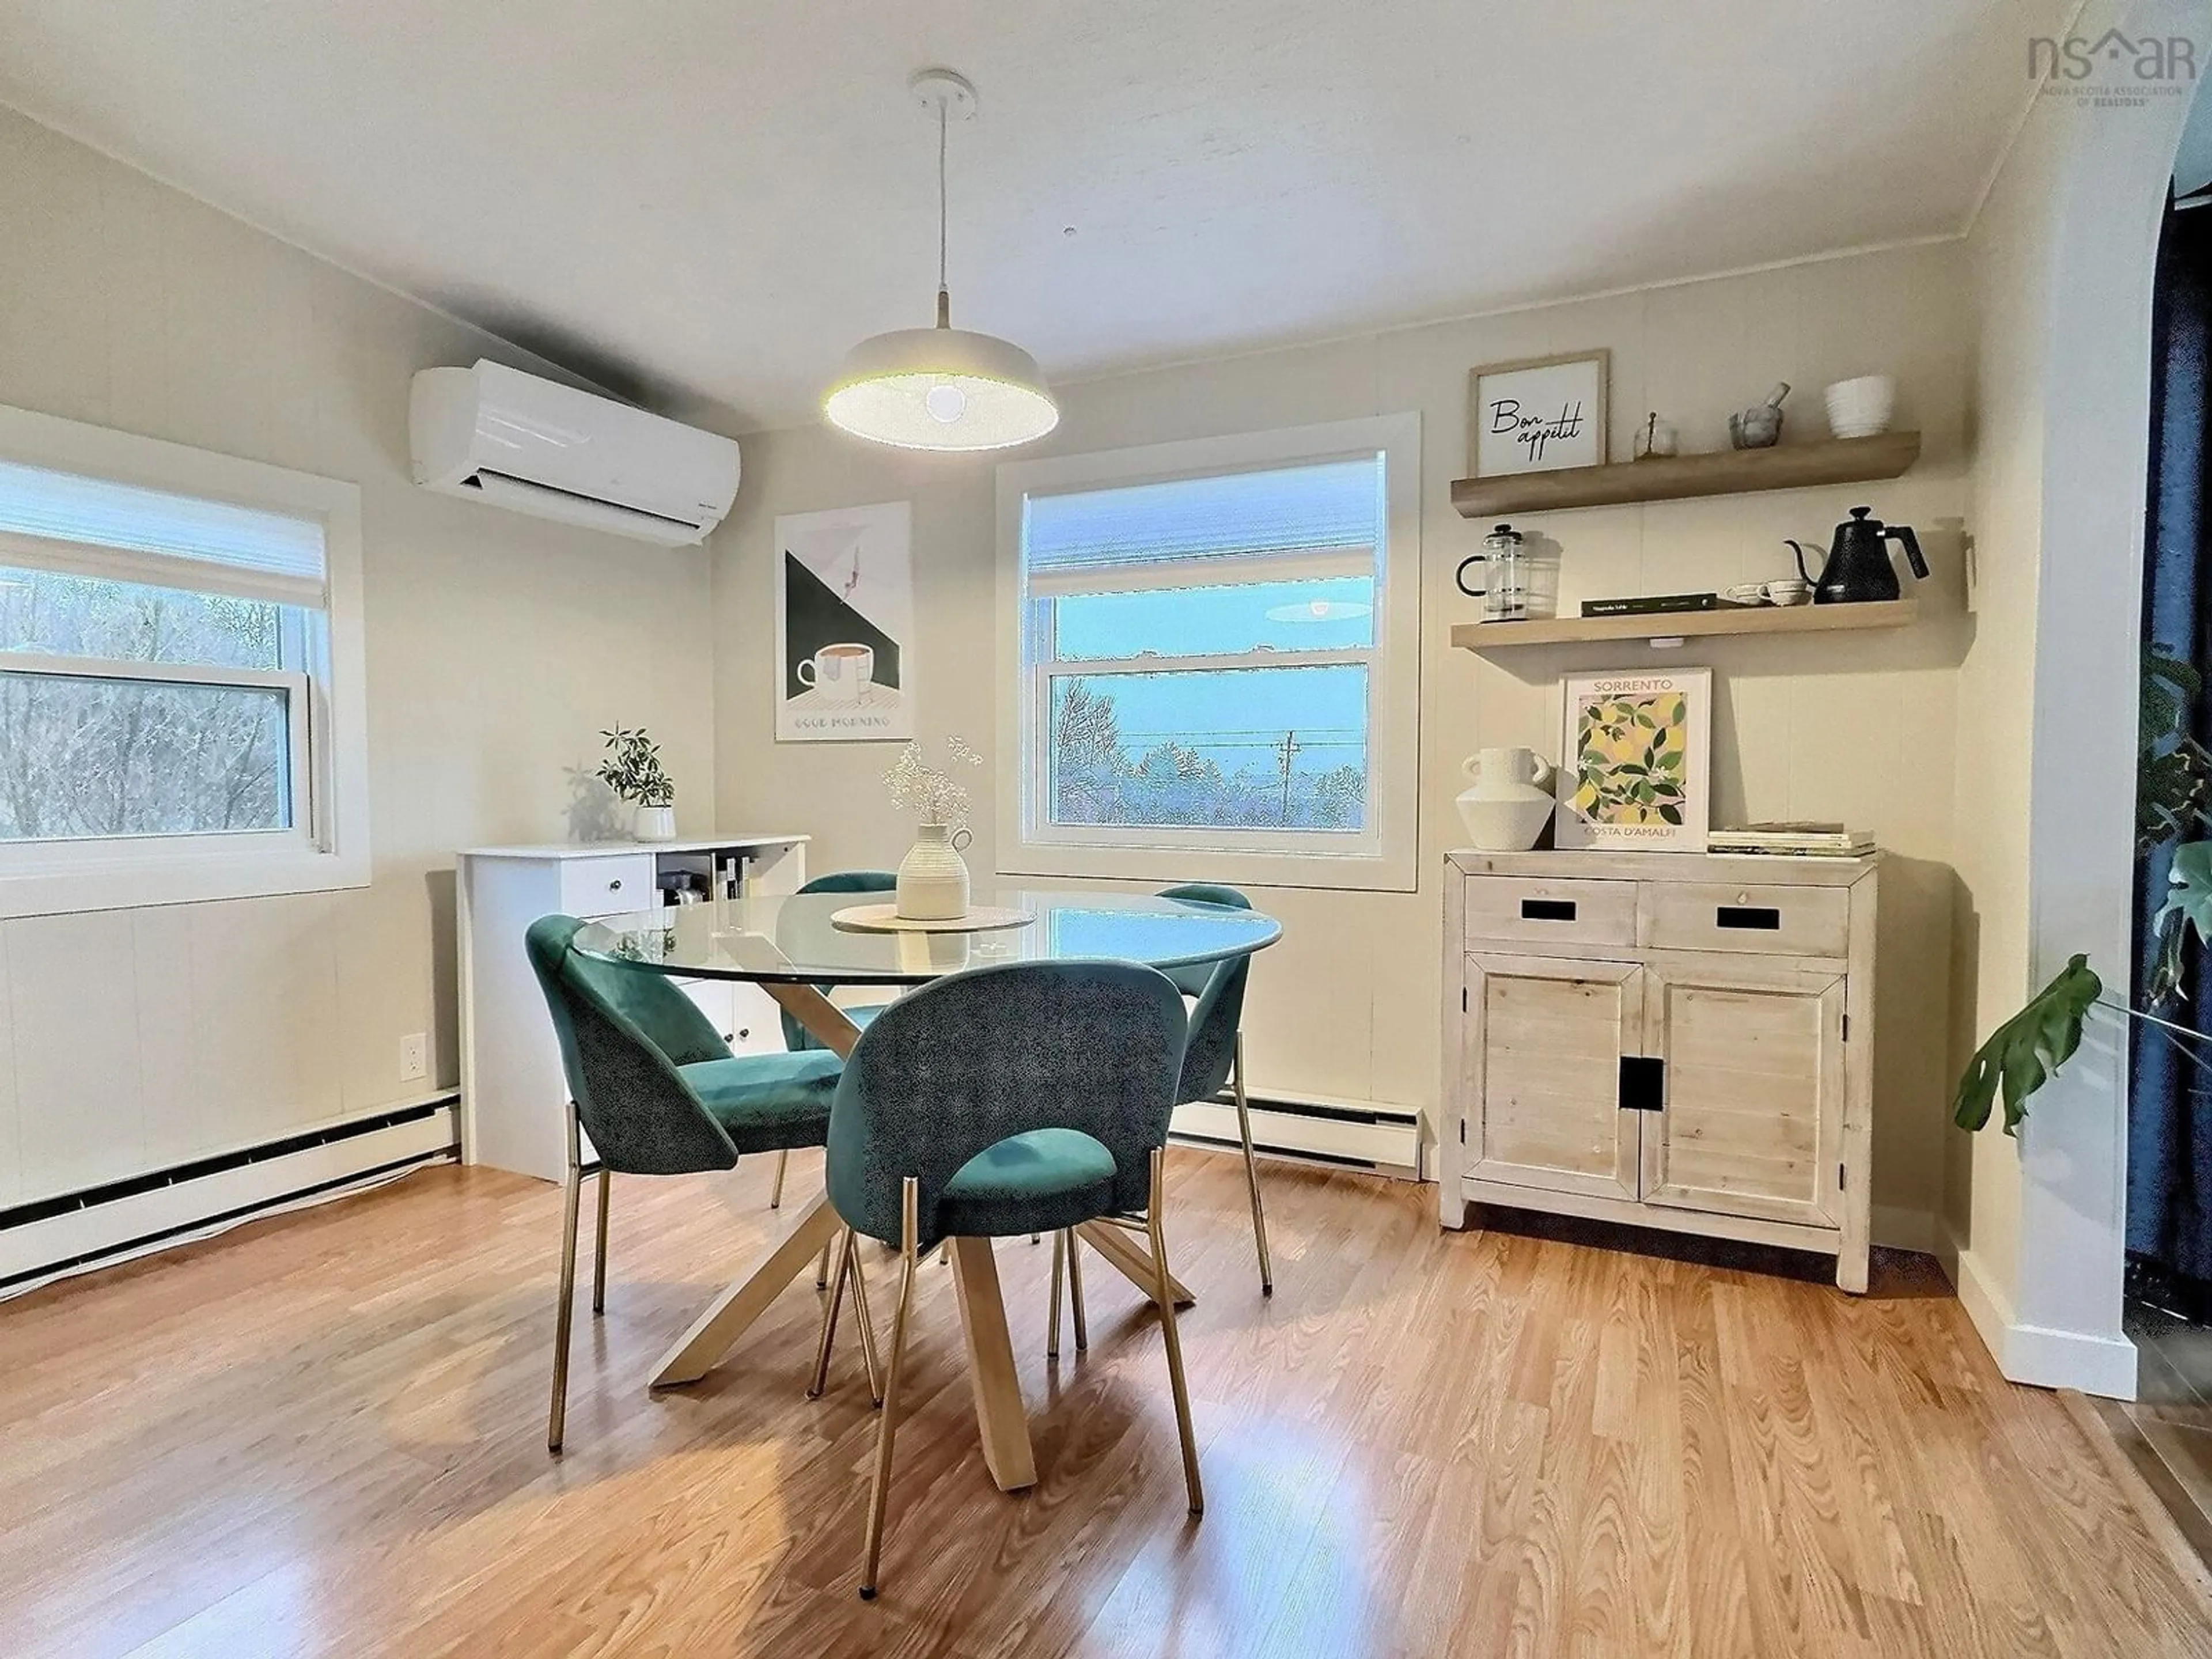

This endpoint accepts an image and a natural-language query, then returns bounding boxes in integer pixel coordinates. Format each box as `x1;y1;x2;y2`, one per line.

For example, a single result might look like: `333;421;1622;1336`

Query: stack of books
1707;821;1874;858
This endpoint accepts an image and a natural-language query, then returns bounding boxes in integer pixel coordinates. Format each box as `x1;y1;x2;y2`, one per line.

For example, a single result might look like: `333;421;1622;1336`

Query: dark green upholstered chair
769;869;899;1211
1154;883;1271;1296
524;914;858;1453
826;959;1200;1598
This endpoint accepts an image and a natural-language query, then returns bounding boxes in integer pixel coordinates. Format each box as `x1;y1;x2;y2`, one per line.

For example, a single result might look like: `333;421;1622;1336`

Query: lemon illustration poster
1557;669;1710;851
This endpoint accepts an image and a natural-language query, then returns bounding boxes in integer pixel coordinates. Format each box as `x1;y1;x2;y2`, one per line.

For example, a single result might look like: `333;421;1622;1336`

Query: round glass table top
569;887;1283;986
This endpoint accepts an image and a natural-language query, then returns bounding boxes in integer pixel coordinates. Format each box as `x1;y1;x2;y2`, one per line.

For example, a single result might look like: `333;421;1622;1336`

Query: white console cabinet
1438;849;1878;1291
458;835;808;1182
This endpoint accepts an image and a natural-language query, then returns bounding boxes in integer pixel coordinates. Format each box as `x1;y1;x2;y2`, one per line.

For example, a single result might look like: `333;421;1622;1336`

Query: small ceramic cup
1823;376;1896;439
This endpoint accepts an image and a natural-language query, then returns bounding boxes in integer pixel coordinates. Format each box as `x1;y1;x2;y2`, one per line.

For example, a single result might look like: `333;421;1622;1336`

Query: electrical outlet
399;1032;428;1084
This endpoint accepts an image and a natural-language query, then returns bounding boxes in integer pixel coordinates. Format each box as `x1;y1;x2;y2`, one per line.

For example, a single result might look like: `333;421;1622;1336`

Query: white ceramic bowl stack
1823;376;1896;439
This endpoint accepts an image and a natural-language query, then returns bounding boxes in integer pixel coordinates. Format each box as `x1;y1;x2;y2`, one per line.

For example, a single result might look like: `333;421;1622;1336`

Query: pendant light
823;69;1059;452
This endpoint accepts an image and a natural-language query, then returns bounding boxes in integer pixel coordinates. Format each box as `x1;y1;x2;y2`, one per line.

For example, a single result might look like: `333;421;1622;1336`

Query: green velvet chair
1156;882;1272;1296
524;914;861;1454
769;869;899;1213
826;958;1200;1599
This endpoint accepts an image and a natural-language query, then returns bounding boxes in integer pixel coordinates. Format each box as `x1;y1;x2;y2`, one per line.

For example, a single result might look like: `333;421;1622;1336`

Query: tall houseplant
1953;649;2212;1133
596;726;679;843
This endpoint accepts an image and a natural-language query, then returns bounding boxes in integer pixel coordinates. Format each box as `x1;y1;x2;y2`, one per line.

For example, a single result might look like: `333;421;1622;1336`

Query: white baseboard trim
1937;1219;2138;1399
0;1101;457;1297
1171;1093;1422;1179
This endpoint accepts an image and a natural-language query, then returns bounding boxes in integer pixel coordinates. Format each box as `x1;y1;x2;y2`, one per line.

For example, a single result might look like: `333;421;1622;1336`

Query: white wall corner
1938;1218;2139;1398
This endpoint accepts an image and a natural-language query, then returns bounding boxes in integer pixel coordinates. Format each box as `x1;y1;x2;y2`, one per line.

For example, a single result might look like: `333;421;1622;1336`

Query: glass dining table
570;885;1282;1492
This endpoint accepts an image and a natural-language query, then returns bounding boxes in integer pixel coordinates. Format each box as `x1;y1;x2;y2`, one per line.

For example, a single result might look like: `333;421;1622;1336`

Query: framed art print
774;500;915;743
1557;668;1711;851
1468;350;1608;478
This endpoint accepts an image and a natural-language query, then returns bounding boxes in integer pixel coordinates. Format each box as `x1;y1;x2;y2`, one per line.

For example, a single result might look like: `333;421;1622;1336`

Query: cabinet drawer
560;854;656;918
1463;875;1638;948
1638;881;1849;958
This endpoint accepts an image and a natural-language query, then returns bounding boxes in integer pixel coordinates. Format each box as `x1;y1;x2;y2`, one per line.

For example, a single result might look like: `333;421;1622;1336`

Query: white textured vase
634;804;678;843
1455;748;1558;851
896;822;972;921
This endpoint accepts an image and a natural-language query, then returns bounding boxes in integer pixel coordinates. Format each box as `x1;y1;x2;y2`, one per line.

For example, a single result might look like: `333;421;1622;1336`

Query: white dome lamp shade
823;70;1059;453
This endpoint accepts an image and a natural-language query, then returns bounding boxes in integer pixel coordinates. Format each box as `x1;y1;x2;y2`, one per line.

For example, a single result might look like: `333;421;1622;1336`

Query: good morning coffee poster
774;500;914;743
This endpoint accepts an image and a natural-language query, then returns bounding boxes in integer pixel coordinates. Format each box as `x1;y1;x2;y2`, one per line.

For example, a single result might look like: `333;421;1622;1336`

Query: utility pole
1277;729;1301;823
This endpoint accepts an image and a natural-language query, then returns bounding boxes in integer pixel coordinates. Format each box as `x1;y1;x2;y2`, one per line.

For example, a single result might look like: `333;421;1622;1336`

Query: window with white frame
997;415;1421;891
0;403;368;916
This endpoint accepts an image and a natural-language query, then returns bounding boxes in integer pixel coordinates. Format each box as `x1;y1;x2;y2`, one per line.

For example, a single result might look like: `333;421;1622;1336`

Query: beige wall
1945;94;2065;1321
0;108;718;1207
715;240;1974;1240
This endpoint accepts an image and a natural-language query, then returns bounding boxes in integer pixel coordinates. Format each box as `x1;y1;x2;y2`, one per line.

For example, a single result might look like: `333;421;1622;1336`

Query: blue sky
1054;577;1373;778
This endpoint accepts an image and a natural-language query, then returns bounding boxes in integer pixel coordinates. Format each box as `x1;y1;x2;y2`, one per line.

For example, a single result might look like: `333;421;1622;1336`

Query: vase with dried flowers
884;737;983;919
596;725;678;843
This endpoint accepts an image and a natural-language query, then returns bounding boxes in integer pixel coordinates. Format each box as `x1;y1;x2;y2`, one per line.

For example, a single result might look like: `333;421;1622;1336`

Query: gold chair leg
809;1228;855;1399
547;1107;584;1456
1047;1228;1065;1359
860;1177;921;1600
770;1147;789;1209
1231;1036;1274;1297
1148;1148;1203;1515
1067;1227;1088;1352
817;1236;834;1290
590;1167;612;1315
848;1232;885;1406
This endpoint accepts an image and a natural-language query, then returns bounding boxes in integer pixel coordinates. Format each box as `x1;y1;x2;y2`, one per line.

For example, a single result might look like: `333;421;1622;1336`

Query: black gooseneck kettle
1786;506;1929;604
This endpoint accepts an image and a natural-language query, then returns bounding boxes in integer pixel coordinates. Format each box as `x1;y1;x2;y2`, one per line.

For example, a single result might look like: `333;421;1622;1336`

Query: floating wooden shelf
1450;598;1918;652
1450;431;1921;518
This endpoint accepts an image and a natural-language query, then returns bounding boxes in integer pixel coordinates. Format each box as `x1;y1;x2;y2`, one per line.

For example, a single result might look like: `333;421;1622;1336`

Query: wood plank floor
2;1150;2207;1658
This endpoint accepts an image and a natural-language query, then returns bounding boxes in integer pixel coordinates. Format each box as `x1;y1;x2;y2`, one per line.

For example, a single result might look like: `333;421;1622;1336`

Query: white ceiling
0;1;2061;433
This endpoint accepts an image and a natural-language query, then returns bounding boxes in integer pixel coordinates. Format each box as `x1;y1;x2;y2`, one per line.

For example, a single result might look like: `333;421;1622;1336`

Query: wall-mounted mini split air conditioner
408;360;740;547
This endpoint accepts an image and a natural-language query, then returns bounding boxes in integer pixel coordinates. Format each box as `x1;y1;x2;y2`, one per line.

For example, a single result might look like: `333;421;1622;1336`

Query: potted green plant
596;726;678;843
1955;649;2212;1134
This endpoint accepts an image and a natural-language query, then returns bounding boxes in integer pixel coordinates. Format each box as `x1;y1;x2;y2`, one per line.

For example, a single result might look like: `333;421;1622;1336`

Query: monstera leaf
1951;955;2102;1136
2158;840;2212;938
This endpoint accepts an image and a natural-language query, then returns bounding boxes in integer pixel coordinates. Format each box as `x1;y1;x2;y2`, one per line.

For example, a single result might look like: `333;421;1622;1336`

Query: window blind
0;458;328;607
1022;456;1382;581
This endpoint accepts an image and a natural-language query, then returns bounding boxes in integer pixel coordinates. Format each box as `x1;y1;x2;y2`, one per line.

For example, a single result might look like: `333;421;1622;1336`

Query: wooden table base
650;1191;839;1387
948;1238;1037;1490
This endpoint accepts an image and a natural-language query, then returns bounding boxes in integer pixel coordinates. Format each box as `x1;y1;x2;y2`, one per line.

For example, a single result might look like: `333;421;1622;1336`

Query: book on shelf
1709;821;1874;857
1580;592;1725;618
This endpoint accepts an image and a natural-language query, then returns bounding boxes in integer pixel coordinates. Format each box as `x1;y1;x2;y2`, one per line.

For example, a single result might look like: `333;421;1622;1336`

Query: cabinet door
1640;957;1844;1228
675;978;784;1056
1465;953;1643;1202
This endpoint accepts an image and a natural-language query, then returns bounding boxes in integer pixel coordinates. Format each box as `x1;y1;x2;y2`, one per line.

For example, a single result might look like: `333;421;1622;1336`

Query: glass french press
1455;522;1529;622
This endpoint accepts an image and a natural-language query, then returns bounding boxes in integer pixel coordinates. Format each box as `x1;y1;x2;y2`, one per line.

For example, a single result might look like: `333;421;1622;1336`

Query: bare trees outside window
0;569;295;841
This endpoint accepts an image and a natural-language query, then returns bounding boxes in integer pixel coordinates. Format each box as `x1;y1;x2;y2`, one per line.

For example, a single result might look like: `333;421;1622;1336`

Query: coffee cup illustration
796;642;875;704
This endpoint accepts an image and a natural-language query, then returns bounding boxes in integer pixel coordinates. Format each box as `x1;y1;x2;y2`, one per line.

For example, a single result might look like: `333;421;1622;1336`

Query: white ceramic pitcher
895;821;973;920
1455;747;1557;851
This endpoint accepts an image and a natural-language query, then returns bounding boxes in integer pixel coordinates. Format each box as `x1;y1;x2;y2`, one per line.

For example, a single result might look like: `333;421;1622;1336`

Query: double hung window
0;404;367;915
998;415;1419;890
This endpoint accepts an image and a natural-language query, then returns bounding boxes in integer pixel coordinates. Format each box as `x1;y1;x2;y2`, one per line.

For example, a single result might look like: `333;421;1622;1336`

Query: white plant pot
896;823;972;920
1823;375;1896;439
1455;748;1557;851
634;804;678;843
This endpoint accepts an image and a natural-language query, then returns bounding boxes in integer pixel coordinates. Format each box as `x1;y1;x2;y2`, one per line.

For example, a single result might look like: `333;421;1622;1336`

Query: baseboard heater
1171;1090;1424;1180
0;1096;459;1296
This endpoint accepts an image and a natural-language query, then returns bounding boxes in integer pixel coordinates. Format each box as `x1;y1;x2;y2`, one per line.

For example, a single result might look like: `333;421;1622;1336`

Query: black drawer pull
1716;905;1781;930
1520;899;1577;922
1619;1056;1665;1111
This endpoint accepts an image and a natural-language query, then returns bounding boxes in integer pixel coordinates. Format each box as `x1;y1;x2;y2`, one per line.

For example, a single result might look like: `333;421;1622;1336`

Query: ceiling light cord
935;98;950;329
